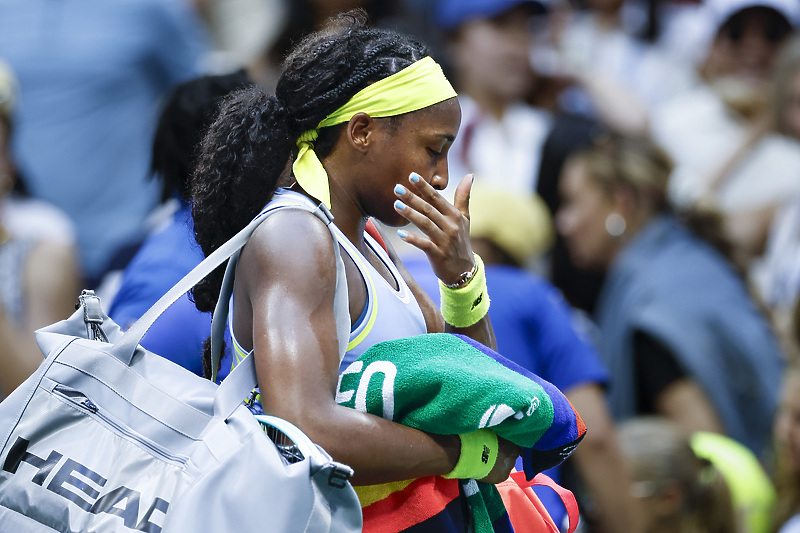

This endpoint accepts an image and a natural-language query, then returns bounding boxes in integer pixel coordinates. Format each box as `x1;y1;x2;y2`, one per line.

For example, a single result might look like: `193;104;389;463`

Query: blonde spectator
618;417;739;533
556;132;784;460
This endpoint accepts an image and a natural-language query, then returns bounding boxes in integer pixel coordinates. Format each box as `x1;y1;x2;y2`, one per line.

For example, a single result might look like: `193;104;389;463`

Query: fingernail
394;184;406;195
409;172;420;183
394;200;405;210
397;229;408;239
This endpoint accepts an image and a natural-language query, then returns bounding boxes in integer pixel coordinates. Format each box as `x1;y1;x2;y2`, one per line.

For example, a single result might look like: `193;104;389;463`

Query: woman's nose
430;173;448;191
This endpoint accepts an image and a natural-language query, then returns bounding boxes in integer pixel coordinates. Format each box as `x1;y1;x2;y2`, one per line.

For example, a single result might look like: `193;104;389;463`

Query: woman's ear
346;112;374;153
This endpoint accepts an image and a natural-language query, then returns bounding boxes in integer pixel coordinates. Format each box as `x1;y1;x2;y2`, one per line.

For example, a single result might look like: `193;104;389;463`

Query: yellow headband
293;56;457;208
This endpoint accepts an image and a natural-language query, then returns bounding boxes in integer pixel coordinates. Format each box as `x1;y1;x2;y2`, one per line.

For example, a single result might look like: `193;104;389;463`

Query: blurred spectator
434;0;553;199
774;356;800;533
548;0;695;117
0;60;80;396
649;0;800;272
109;71;253;378
618;417;738;533
536;113;607;314
655;0;716;67
556;132;784;460
403;185;645;533
193;0;287;74
749;35;800;356
246;0;420;92
621;415;779;533
0;0;208;285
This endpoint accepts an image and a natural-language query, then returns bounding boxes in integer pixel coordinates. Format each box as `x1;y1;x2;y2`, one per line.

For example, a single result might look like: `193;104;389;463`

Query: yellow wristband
439;253;490;328
443;429;499;480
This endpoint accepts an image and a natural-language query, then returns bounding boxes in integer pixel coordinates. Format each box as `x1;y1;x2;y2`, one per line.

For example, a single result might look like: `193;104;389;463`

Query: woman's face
556;157;617;270
450;6;535;107
361;97;461;226
709;8;790;83
775;369;800;474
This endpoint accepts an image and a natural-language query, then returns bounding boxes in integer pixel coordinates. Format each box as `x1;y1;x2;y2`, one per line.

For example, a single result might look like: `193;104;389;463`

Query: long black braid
190;10;430;376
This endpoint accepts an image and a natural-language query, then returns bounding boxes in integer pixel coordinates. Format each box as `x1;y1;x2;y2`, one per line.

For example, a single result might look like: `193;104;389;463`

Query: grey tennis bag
0;202;362;532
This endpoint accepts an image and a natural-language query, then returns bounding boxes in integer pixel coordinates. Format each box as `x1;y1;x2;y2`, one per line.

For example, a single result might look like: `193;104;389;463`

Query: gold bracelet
442;261;479;289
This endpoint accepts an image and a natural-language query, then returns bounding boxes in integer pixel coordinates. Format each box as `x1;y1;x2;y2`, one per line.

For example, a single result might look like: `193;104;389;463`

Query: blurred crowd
2;0;800;531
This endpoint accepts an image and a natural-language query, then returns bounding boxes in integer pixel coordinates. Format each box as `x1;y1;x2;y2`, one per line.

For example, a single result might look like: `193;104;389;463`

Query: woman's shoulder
241;190;339;275
248;189;334;240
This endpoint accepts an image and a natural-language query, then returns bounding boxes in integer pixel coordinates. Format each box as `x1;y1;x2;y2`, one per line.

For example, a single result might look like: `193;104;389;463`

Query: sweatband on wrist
443;429;499;480
439;253;490;328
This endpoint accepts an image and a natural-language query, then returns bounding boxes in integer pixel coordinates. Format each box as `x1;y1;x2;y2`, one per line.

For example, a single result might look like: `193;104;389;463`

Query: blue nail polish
394;200;405;210
397;229;408;239
409;173;420;183
394;184;406;195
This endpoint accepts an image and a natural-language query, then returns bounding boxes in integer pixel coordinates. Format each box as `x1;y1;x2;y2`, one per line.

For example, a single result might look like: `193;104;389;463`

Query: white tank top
331;223;427;371
228;189;427;373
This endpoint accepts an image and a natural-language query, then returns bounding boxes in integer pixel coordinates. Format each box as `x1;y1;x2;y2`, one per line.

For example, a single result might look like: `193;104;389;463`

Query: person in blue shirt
0;0;207;284
402;184;644;533
110;71;253;378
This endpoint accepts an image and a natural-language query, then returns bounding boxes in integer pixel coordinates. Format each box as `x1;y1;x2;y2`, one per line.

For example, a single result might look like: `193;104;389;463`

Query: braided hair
190;11;430;371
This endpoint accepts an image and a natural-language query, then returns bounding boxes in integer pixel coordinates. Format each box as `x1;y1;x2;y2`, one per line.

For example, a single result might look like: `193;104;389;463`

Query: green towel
336;334;555;445
337;333;586;533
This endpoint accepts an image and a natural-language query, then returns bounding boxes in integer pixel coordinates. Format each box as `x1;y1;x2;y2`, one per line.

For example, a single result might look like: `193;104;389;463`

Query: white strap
109;201;334;366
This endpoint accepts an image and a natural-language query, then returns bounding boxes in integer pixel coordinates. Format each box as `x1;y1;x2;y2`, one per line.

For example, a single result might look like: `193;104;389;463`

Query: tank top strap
227;188;347;372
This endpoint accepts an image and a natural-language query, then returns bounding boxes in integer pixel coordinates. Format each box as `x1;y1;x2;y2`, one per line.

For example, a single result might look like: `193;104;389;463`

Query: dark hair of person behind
720;7;792;45
267;0;409;69
536;114;608;314
190;11;430;374
150;70;253;203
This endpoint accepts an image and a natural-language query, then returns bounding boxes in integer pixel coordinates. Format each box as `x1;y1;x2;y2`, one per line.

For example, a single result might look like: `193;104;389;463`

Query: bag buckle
328;464;353;489
79;290;109;343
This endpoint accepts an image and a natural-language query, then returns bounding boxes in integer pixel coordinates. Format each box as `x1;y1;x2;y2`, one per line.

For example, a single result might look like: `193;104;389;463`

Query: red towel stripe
361;476;461;533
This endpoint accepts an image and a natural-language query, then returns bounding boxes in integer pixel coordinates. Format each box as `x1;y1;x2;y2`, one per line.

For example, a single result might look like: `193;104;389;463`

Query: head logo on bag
0;200;362;532
3;437;169;532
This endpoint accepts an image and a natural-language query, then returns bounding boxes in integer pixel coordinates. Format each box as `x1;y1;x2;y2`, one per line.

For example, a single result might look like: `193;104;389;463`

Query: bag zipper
52;385;190;468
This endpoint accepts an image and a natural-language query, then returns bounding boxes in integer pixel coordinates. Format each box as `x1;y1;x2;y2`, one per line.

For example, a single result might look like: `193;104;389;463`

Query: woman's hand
479;436;520;485
394;172;475;286
394;172;497;350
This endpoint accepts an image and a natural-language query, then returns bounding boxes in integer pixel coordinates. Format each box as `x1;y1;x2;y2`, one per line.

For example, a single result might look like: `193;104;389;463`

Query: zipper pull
81;398;98;413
